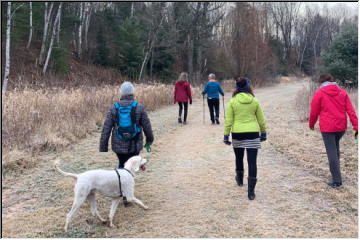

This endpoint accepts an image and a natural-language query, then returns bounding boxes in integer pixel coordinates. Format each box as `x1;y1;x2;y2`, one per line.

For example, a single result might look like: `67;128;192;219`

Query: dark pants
116;152;139;168
321;131;345;183
234;148;258;178
207;98;219;123
178;102;188;122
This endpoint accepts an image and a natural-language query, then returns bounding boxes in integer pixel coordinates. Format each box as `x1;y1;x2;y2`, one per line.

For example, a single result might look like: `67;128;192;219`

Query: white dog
55;156;148;232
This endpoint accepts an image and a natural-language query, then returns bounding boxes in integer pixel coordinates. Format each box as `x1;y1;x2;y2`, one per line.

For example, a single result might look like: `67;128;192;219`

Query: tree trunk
77;2;84;58
130;2;134;18
84;3;91;51
2;2;12;93
56;4;61;45
26;2;33;49
43;3;62;74
138;51;150;81
187;34;193;83
39;2;54;65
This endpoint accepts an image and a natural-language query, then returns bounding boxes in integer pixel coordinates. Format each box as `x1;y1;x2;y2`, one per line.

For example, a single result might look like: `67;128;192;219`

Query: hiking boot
248;177;257;200
178;117;182;123
215;118;220;124
235;170;244;186
327;182;342;188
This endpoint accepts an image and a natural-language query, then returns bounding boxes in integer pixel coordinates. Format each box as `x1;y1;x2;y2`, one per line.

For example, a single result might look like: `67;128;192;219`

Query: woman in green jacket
223;77;266;200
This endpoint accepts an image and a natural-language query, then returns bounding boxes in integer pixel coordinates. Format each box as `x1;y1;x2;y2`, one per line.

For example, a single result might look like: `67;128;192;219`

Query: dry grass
295;79;358;122
2;82;357;238
2;84;200;172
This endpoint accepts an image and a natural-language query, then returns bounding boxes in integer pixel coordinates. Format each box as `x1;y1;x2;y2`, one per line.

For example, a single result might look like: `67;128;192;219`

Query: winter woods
1;2;358;91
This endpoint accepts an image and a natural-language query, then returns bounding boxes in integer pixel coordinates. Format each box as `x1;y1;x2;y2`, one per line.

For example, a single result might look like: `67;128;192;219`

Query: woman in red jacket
309;73;358;188
174;72;192;124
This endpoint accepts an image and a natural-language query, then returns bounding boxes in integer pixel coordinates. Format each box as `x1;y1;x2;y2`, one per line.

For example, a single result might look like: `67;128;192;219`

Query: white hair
208;73;216;79
178;72;189;82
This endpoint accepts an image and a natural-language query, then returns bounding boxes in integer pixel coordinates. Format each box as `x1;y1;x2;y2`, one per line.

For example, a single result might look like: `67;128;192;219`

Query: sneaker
215;119;220;124
178;117;182;123
183;121;187;125
327;182;342;188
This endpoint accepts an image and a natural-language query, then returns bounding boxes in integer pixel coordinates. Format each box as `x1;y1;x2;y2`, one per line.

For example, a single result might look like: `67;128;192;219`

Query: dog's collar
119;168;134;178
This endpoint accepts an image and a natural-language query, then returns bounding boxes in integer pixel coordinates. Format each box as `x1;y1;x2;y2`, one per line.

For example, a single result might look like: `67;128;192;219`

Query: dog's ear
132;156;141;172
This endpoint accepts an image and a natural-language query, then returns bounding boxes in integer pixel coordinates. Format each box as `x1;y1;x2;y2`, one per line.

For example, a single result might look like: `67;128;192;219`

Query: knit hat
236;78;250;91
120;81;135;96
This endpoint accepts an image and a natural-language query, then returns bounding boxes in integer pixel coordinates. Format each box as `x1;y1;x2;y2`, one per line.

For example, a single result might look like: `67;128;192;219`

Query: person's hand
353;130;358;139
190;99;192;105
310;127;314;131
260;132;267;142
144;143;152;152
223;135;231;145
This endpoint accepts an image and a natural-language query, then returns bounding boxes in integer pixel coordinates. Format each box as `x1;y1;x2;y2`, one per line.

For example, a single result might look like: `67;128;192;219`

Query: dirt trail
2;81;357;238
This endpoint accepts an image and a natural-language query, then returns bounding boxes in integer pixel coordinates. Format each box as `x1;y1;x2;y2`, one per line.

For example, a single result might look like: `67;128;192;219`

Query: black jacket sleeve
99;107;115;152
140;107;154;144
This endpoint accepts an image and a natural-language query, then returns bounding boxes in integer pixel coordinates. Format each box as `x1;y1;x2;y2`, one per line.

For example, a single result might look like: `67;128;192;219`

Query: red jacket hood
176;80;188;86
320;84;341;97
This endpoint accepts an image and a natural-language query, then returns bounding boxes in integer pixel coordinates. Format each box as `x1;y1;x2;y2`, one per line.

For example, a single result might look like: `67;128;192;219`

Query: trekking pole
202;95;205;124
222;96;226;120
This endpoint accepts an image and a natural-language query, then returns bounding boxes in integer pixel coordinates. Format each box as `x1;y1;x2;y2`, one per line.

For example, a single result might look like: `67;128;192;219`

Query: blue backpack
114;101;141;141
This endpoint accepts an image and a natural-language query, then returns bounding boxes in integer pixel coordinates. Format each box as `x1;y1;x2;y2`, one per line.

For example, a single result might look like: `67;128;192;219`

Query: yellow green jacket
224;93;266;135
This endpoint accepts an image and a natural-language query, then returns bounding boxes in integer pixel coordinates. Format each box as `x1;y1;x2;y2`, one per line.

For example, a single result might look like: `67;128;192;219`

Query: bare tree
2;2;24;93
269;2;301;63
2;2;12;93
43;3;63;74
39;2;54;65
138;3;165;81
26;2;33;49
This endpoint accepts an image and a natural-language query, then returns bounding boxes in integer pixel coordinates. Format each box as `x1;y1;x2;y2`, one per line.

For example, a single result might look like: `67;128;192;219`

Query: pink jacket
309;84;358;132
174;81;192;103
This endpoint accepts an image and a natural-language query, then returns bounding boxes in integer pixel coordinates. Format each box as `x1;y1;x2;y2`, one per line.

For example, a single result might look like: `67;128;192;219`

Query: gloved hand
190;99;192;105
223;135;231;145
353;130;358;140
310;127;314;131
144;143;152;152
260;132;267;142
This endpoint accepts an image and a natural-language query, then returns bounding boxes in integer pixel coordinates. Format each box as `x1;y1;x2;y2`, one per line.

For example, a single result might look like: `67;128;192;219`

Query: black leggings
233;148;258;178
178;102;188;122
116;152;139;168
207;98;219;123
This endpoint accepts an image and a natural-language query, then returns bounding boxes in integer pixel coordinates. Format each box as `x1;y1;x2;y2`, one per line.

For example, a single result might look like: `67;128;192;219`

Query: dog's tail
54;159;78;179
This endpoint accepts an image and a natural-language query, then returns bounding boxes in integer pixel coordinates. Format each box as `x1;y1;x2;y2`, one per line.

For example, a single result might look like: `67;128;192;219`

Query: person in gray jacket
99;82;154;168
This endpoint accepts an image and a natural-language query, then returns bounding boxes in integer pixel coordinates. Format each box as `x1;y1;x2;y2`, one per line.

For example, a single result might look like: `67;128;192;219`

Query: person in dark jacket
100;82;154;168
202;73;225;124
309;73;358;188
174;72;192;124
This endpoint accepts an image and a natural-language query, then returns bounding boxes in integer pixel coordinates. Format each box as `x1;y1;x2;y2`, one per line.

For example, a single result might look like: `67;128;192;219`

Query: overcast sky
305;2;358;16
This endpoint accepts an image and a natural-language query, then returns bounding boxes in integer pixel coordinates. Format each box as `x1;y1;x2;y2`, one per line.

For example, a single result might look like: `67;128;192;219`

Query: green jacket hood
234;93;254;104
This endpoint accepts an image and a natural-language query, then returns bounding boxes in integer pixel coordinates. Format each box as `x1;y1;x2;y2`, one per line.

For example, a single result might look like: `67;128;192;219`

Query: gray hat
208;73;216;79
119;81;135;96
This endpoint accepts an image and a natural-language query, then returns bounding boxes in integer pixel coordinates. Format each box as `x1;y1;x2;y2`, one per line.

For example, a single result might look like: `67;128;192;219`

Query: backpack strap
130;101;138;125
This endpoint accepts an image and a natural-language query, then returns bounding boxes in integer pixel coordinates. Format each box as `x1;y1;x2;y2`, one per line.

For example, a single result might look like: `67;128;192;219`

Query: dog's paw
109;223;116;228
143;205;149;210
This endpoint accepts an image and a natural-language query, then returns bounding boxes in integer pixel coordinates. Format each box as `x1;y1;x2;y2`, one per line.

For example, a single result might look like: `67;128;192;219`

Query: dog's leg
130;197;149;210
109;199;120;228
87;192;106;223
64;190;88;232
